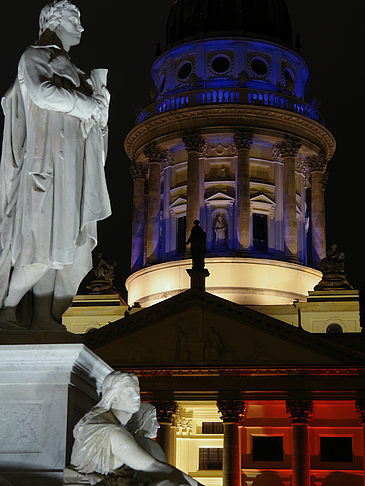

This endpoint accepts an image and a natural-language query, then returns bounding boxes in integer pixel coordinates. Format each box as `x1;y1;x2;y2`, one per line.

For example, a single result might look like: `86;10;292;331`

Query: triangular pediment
206;192;235;202
86;290;365;369
250;193;275;205
170;197;187;209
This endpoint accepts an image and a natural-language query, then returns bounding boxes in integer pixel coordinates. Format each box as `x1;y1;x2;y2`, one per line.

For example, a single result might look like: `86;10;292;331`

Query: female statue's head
127;402;160;439
39;1;83;50
98;371;140;414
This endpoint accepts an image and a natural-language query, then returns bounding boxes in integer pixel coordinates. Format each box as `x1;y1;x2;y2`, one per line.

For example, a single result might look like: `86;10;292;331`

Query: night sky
1;1;364;300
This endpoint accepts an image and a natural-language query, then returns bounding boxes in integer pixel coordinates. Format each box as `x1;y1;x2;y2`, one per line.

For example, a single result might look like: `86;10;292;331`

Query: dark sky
1;1;364;299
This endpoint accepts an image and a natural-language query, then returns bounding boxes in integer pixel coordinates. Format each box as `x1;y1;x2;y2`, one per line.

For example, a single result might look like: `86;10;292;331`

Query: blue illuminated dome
166;0;294;49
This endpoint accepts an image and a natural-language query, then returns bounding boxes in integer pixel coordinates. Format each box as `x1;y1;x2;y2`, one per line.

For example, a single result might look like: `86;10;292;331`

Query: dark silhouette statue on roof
186;220;206;271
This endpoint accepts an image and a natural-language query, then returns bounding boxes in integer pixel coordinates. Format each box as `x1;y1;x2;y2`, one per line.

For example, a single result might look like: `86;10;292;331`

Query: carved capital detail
144;142;166;165
233;130;254;150
274;136;302;158
217;400;246;423
286;399;313;424
130;161;148;180
306;153;327;173
182;131;206;155
150;400;177;424
355;400;365;424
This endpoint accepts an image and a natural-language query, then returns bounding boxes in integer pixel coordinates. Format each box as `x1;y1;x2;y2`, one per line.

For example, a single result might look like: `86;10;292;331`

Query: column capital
286;399;313;424
355;399;365;424
233;130;254;150
306;153;328;173
182;131;206;155
150;400;177;424
274;136;302;159
144;142;166;165
217;399;246;423
130;160;148;180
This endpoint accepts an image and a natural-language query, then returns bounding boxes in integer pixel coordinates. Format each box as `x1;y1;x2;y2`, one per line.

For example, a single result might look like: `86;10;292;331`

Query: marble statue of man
0;0;111;329
64;372;202;486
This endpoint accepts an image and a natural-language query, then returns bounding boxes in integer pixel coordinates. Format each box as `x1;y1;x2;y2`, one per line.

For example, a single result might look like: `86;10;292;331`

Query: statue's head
99;371;140;414
39;1;83;50
127;402;160;439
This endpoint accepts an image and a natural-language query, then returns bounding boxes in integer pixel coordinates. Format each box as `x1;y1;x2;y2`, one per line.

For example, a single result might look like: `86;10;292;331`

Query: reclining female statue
64;372;202;486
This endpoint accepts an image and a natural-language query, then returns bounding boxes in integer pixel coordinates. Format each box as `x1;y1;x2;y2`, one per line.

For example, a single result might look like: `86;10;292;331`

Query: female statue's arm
110;429;198;486
18;47;98;120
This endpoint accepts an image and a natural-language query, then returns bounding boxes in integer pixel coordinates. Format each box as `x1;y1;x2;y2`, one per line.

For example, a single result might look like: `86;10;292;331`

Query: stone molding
274;136;302;158
130;160;148;180
150;400;178;424
217;399;246;423
233;130;254;150
125;105;336;162
355;399;365;424
286;399;313;424
182;131;206;155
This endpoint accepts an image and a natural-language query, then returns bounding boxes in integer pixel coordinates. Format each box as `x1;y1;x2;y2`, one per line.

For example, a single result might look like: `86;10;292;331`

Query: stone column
286;400;313;486
151;400;178;465
182;131;206;238
130;161;148;271
355;400;365;485
144;143;164;265
217;400;246;486
306;154;327;268
233;131;254;253
274;137;302;261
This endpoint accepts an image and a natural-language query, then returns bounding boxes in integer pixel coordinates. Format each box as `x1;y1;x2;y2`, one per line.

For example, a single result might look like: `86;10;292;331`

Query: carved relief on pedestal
217;400;246;423
286;399;313;424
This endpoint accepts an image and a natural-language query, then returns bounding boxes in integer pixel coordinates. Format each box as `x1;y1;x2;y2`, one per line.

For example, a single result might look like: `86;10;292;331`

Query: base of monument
0;344;113;485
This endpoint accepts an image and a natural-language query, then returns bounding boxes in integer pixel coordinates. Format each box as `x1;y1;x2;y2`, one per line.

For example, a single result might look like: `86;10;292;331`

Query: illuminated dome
166;0;294;49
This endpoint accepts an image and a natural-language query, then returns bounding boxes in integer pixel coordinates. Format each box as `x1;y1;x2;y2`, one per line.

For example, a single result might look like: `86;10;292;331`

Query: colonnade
130;131;328;271
152;399;365;486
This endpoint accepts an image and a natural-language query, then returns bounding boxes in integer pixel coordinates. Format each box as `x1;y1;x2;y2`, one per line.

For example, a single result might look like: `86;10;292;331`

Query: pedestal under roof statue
0;0;111;330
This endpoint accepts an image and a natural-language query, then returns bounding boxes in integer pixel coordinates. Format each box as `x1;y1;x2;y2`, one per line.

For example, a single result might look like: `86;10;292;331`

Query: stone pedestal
0;344;112;485
186;269;210;291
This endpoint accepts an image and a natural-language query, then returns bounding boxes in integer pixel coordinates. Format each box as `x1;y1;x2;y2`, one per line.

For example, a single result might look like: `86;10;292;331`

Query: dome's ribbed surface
166;0;293;48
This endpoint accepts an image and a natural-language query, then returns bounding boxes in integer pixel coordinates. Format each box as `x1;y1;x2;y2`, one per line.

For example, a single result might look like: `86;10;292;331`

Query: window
199;448;223;470
251;58;268;77
202;422;223;434
177;62;192;81
253;213;268;252
320;437;353;462
252;436;283;461
211;55;231;74
176;216;186;255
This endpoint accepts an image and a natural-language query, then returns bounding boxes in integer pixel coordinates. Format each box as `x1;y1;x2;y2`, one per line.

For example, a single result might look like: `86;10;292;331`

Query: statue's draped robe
0;43;111;310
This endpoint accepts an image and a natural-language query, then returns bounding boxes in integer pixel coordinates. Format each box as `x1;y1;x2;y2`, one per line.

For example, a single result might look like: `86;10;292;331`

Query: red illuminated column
274;137;302;261
286;400;313;486
306;154;328;268
144;143;165;265
355;400;365;485
233;130;254;253
130;161;148;271
182;131;206;239
151;400;178;465
217;400;246;486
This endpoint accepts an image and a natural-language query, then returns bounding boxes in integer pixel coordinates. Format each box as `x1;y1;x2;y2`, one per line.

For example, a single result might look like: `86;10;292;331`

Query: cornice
124;105;336;162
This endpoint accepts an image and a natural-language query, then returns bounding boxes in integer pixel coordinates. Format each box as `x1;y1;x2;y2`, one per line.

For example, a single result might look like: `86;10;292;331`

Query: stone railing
136;87;324;125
